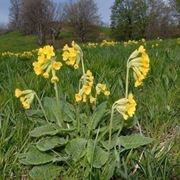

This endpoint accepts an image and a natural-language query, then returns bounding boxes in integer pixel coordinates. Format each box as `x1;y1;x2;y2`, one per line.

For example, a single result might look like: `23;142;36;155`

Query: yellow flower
62;41;81;69
90;95;96;104
104;90;110;96
15;89;35;109
75;93;82;102
75;70;94;103
83;85;91;95
51;76;59;83
114;93;136;120
15;88;23;98
33;45;62;83
96;83;110;96
129;46;150;87
52;62;62;70
43;72;50;79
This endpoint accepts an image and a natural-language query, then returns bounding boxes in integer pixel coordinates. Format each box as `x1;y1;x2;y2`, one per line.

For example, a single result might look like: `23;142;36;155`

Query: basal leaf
30;124;59;137
36;136;68;151
88;102;107;132
29;164;62;180
65;138;87;162
87;140;108;168
119;134;154;149
19;145;54;165
43;97;62;124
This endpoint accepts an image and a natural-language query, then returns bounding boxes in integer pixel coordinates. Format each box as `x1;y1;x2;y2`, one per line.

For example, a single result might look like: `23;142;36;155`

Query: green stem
81;54;86;76
54;82;59;102
125;60;130;98
108;105;115;155
35;93;49;123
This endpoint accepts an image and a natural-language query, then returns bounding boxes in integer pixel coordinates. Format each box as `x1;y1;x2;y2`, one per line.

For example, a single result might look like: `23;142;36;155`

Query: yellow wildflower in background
15;88;35;109
114;93;137;120
62;41;82;69
128;45;150;87
100;40;117;47
33;45;62;83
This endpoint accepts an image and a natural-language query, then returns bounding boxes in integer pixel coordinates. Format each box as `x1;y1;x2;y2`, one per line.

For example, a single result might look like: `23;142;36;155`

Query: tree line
9;0;99;45
111;0;180;40
8;0;180;45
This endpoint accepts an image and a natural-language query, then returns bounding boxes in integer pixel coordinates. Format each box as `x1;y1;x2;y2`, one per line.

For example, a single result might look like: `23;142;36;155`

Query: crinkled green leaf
30;124;59;137
43;97;62;123
19;145;54;165
65;138;87;162
63;102;76;122
91;102;107;129
29;164;62;180
119;134;154;149
87;140;108;168
36;136;68;151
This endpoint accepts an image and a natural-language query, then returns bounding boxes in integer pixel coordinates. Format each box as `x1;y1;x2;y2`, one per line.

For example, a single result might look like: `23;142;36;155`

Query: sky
0;0;114;25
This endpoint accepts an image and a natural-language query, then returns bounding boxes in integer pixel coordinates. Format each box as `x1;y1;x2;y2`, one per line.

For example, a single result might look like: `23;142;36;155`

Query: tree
50;2;66;44
20;0;54;45
65;0;100;42
169;0;180;24
110;0;148;40
146;0;179;38
9;0;22;30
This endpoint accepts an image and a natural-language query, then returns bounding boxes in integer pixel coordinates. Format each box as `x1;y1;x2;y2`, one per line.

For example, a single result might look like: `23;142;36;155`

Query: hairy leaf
29;164;62;180
87;140;108;168
19;145;54;165
30;124;59;137
119;134;154;149
88;102;107;133
65;138;87;162
36;136;68;151
43;97;62;124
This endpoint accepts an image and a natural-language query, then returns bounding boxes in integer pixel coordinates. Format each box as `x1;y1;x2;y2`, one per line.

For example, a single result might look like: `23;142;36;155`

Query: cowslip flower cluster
113;93;137;120
96;83;110;96
100;40;117;47
124;40;138;47
75;71;110;104
33;45;62;83
128;46;150;87
1;49;37;59
15;88;35;109
62;41;82;69
87;42;98;48
75;70;95;103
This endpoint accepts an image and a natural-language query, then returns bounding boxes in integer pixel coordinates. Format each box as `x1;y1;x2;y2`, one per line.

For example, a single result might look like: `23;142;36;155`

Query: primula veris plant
15;42;154;180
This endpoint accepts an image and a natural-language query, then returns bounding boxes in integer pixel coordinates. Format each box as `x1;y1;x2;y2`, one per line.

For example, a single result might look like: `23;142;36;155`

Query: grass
0;37;179;179
0;31;38;53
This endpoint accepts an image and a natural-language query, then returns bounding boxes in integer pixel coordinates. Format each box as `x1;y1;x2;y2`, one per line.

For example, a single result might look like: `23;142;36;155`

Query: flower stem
35;93;49;123
54;82;59;103
81;53;86;76
125;60;130;98
108;105;115;155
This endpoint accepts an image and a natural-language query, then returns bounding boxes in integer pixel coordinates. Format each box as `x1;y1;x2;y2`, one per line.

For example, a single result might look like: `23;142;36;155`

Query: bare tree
146;0;179;38
20;0;54;45
65;0;100;42
9;0;22;30
50;2;66;43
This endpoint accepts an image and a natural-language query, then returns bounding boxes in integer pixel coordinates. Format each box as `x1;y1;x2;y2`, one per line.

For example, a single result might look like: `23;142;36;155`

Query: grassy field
0;34;179;179
0;32;38;53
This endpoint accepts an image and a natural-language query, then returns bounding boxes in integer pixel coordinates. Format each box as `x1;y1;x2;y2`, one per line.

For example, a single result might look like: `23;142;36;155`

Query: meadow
0;32;179;179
